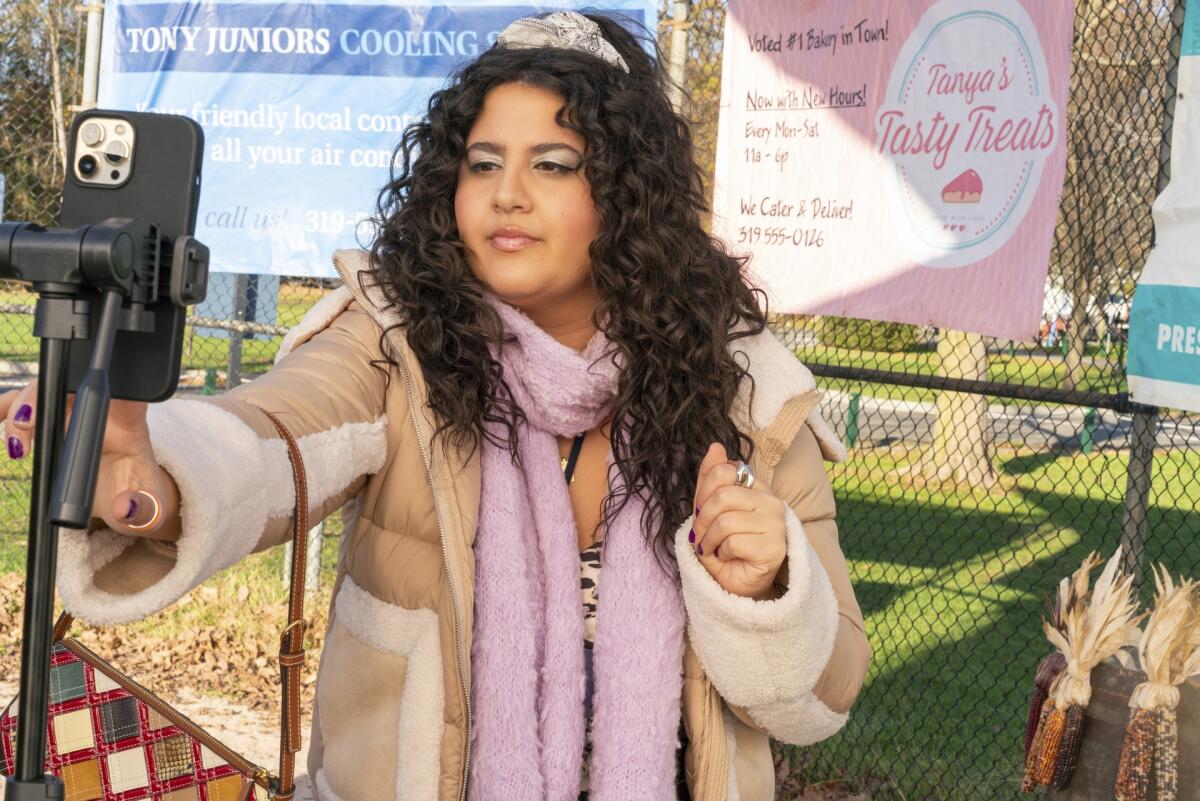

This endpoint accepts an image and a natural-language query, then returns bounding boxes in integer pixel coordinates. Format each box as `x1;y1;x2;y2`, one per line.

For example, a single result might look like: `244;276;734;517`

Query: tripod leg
11;336;69;796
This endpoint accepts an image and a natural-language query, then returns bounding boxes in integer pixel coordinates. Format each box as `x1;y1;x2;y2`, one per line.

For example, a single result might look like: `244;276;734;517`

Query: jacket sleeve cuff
58;398;388;626
675;504;848;745
56;399;297;625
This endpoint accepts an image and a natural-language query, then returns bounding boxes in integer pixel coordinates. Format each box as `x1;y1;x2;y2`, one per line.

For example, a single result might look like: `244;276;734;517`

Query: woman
1;11;869;801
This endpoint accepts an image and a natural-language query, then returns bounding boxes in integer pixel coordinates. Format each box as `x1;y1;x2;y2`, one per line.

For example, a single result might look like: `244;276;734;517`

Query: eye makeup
466;141;584;172
534;157;580;173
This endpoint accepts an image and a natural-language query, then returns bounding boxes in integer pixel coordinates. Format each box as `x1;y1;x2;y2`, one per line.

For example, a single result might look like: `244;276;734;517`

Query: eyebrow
466;141;583;158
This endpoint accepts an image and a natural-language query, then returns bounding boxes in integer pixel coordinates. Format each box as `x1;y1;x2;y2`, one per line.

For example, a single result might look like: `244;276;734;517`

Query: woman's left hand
691;443;787;600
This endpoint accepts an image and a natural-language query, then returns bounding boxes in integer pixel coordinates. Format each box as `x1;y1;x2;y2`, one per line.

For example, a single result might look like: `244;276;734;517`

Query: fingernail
694;506;700;517
696;543;703;556
688;528;695;543
123;498;139;520
14;404;31;424
7;436;23;459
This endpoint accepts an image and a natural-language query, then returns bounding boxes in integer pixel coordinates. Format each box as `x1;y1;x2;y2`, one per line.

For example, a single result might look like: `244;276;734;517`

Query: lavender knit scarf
468;299;686;801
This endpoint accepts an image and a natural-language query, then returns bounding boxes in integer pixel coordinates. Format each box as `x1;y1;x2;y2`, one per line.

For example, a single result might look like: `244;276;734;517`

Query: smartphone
59;110;204;402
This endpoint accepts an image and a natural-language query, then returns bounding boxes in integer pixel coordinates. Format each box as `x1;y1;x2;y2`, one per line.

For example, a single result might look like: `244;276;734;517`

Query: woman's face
455;82;601;322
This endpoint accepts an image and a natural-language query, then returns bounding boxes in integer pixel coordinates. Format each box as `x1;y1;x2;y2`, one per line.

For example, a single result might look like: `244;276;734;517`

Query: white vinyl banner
1127;3;1200;412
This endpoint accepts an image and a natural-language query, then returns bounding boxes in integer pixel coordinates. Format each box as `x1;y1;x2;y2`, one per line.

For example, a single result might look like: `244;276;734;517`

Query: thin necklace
561;433;586;484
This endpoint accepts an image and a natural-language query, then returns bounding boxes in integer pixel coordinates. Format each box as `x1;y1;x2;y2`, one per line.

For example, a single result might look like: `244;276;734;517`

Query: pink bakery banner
711;0;1074;339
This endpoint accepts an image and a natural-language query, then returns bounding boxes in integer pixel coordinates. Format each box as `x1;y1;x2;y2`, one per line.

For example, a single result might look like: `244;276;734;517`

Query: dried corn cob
1025;652;1066;759
1033;702;1067;786
1024;683;1049;762
1021;700;1054;794
1154;707;1178;801
1115;708;1154;801
1051;702;1087;789
1023;550;1144;795
1117;565;1200;801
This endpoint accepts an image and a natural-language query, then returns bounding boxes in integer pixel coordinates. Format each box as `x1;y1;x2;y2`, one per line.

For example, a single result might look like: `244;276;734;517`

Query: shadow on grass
999;450;1070;477
795;472;1200;801
853;580;906;619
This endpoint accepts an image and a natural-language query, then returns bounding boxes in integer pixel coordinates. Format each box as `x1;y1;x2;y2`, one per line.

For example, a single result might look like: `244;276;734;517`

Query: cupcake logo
874;0;1060;268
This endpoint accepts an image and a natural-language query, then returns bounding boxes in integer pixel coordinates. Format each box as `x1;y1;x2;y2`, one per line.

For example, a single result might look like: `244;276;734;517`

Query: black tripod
0;218;208;799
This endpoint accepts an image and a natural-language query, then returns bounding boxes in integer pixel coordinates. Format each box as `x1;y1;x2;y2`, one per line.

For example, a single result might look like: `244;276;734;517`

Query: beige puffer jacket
57;249;870;801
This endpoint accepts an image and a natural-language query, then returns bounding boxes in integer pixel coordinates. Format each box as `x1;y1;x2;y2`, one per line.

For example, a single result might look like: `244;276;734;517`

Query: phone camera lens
104;140;129;164
78;154;98;177
80;121;104;147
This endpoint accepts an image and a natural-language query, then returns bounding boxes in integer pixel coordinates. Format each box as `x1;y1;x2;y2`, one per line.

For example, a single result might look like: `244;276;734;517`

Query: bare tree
1051;0;1172;390
659;0;727;212
0;0;82;224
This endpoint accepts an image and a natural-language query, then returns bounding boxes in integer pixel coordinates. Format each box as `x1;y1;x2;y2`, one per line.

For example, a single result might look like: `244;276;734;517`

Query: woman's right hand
0;380;181;541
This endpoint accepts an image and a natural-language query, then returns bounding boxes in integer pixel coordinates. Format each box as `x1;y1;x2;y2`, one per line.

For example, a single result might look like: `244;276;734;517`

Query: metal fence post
846;392;861;448
226;273;248;388
283;520;324;593
1081;408;1097;455
306;521;323;591
666;0;690;113
1120;408;1158;583
77;2;104;110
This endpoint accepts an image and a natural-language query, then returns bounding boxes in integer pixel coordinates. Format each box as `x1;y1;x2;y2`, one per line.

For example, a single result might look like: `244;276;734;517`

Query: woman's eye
469;161;501;173
535;161;576;174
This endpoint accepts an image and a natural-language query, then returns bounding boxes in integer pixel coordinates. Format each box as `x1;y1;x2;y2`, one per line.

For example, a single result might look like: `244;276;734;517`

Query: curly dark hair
368;11;767;560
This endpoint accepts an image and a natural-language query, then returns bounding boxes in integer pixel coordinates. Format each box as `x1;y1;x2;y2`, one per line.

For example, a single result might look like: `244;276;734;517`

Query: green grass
790;446;1200;800
2;443;1197;800
0;289;1193;800
0;456;33;571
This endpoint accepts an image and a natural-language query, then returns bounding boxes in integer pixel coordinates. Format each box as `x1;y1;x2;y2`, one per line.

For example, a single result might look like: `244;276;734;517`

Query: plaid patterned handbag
0;410;311;801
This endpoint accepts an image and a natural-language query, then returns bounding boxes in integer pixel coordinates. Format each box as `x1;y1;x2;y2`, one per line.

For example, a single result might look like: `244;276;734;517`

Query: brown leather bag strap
261;410;309;801
50;408;311;799
52;612;73;642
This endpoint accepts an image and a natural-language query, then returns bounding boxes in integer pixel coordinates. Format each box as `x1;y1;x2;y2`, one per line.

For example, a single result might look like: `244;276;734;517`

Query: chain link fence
1;1;1198;799
668;1;1200;799
0;1;333;539
0;4;332;375
0;0;79;536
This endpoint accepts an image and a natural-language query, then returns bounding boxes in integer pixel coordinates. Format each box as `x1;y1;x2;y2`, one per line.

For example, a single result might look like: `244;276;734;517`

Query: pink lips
488;226;540;252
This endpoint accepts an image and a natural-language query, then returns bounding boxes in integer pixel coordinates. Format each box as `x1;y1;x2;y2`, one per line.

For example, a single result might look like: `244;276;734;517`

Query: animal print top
579;539;603;793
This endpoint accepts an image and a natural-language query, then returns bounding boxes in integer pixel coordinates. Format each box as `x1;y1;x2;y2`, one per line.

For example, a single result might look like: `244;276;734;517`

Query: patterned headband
496;11;630;73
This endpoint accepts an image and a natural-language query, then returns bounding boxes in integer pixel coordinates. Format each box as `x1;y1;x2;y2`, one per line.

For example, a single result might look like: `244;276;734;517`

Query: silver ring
125;490;162;531
734;461;755;490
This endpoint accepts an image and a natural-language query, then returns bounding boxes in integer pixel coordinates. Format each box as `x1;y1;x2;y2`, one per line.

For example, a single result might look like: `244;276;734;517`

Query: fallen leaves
0;571;330;715
774;744;876;800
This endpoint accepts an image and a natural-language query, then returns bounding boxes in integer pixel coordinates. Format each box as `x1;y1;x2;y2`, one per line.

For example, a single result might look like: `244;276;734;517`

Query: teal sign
1128;284;1200;387
1185;0;1200;57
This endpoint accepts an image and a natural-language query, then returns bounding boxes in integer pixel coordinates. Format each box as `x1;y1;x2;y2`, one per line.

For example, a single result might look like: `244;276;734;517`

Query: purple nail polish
123;498;139;520
688;528;695;543
7;436;23;459
696;543;703;556
14;404;31;424
694;506;700;517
